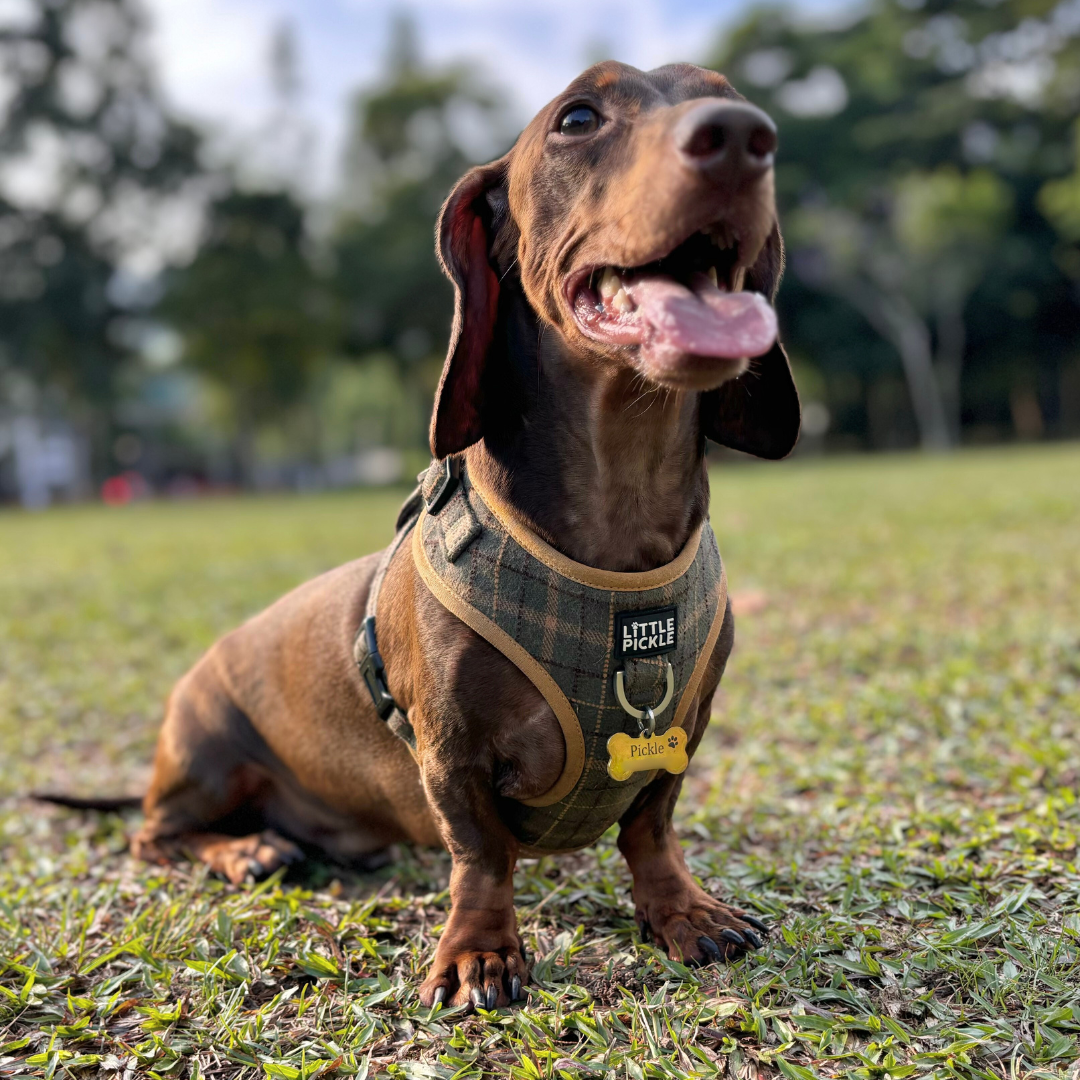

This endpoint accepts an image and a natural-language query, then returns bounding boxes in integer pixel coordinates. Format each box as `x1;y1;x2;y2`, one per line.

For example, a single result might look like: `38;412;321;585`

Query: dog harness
355;459;728;854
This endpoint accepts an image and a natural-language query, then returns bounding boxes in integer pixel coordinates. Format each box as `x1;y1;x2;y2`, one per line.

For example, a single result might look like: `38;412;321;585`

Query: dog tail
32;792;144;812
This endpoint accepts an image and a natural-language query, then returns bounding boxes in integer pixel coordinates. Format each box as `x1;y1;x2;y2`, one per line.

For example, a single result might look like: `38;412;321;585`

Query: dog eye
559;106;601;136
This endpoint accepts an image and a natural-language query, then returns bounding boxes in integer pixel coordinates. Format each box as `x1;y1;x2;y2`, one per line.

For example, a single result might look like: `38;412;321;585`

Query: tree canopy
710;0;1080;448
0;0;200;416
3;2;1079;497
332;16;510;374
157;190;330;483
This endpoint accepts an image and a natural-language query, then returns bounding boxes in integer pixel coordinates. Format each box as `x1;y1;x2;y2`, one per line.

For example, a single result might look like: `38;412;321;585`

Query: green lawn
2;445;1080;1080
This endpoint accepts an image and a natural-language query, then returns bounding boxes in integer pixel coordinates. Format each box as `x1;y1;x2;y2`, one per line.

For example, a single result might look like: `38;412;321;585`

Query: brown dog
113;62;800;1009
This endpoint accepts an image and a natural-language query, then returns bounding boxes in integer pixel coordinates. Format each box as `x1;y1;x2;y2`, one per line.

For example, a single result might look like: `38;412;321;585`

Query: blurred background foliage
712;0;1080;451
0;0;1078;503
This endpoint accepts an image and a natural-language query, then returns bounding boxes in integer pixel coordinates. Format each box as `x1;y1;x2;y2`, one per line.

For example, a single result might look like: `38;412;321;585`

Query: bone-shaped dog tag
607;726;688;782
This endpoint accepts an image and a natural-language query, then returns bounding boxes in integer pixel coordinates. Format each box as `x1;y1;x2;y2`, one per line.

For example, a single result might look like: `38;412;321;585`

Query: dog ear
700;224;801;459
430;157;510;459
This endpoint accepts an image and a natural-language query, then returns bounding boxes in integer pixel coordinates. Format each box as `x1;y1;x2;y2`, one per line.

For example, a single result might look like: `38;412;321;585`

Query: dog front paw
638;886;768;965
419;940;528;1010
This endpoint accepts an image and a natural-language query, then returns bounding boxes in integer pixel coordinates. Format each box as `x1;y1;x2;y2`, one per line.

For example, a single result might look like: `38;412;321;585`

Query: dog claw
719;928;745;946
743;929;763;949
485;985;499;1009
248;858;265;879
471;986;485;1009
432;986;446;1007
639;919;652;943
511;975;522;1001
698;935;722;962
741;914;770;935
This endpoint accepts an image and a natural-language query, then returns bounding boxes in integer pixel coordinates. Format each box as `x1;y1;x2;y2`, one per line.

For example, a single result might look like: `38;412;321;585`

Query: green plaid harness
357;460;728;854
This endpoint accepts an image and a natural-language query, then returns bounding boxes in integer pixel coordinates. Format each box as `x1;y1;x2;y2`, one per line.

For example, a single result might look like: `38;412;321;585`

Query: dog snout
674;100;777;186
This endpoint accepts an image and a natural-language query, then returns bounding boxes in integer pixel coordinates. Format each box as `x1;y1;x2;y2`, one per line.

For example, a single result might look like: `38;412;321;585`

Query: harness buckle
424;458;459;514
357;615;396;720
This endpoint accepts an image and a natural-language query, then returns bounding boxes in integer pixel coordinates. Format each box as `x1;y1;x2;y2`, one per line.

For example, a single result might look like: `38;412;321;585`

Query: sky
143;0;842;194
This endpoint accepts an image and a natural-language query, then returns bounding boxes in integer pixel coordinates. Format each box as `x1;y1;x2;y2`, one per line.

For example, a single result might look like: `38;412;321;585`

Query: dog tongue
623;272;777;360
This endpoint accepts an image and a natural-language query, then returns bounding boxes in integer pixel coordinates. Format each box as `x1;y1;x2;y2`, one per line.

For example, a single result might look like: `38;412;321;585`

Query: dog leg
132;663;307;883
419;862;527;1010
618;777;766;963
618;758;766;965
416;760;528;1009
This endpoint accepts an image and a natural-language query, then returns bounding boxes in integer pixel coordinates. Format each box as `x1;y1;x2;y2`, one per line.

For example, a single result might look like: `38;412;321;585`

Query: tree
0;0;202;473
1039;118;1080;243
158;191;330;485
792;167;1012;446
710;0;1080;448
332;17;510;380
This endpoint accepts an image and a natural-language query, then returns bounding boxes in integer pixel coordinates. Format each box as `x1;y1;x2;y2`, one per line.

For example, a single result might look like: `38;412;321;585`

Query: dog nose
674;100;777;185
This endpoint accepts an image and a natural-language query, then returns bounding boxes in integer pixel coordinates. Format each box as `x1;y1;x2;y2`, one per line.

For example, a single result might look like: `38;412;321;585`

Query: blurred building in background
0;414;88;507
0;0;1077;504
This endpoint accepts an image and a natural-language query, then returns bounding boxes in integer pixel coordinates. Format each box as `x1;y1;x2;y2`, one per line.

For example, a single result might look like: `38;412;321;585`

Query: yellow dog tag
607;726;689;781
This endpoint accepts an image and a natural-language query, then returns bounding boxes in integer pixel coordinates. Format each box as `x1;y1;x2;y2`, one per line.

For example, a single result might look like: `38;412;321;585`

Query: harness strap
352;460;460;753
355;455;725;815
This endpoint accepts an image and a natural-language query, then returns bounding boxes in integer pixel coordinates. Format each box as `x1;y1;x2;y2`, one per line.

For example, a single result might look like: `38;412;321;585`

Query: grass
2;443;1080;1080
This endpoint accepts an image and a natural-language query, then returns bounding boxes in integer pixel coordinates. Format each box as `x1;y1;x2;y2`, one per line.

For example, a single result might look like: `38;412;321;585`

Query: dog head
431;61;800;461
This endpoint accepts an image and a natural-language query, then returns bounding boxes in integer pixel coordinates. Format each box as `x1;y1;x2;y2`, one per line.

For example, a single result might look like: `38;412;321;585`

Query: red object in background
101;472;150;505
101;475;132;505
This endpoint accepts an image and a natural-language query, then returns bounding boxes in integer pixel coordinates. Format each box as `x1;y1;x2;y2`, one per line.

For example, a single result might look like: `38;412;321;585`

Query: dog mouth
566;229;777;380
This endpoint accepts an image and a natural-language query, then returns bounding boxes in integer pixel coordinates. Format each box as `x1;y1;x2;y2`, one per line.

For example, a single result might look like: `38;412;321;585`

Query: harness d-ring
614;663;674;737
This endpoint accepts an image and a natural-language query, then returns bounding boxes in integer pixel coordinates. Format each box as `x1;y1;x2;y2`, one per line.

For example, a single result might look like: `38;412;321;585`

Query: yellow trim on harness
672;564;729;731
412;511;587;806
468;469;705;592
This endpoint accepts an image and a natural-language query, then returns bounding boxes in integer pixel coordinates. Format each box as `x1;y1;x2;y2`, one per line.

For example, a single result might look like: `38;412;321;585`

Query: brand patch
614;606;678;659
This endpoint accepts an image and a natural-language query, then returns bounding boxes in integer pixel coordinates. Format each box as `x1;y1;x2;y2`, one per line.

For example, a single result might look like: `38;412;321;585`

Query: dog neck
466;292;710;573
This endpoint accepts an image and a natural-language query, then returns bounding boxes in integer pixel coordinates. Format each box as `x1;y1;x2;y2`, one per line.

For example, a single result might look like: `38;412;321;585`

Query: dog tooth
598;266;620;299
708;227;732;250
731;267;746;292
707;266;718;287
612;287;634;313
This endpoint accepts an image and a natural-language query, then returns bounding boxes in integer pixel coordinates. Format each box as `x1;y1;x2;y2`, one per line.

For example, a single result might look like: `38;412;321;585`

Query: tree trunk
233;414;259;489
934;298;967;446
836;278;954;450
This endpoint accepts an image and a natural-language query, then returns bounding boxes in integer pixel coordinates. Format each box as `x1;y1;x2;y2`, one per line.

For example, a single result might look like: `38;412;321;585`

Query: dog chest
410;463;727;854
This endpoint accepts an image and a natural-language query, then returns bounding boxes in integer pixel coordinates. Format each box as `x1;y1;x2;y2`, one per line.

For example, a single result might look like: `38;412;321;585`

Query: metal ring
614;663;674;727
639;705;656;738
